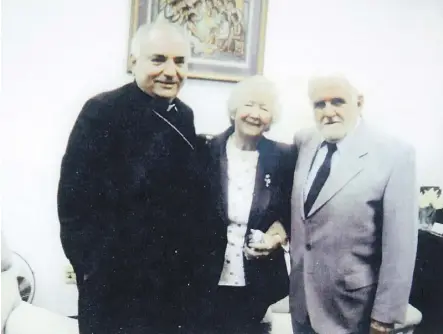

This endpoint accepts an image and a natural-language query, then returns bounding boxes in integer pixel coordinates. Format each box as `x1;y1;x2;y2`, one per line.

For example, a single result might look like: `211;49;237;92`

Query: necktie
304;142;337;216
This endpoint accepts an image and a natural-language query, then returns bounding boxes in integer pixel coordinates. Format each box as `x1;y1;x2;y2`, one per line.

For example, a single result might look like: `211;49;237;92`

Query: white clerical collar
167;103;178;112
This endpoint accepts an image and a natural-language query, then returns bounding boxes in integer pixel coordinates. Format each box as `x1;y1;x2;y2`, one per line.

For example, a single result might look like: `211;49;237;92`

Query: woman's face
233;99;273;138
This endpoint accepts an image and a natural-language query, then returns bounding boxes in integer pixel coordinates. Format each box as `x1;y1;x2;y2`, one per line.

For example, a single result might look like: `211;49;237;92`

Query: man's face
311;82;362;142
131;28;189;99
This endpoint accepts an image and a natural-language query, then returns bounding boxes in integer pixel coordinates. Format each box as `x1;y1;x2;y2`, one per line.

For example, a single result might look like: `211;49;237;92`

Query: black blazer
58;82;207;331
203;127;298;305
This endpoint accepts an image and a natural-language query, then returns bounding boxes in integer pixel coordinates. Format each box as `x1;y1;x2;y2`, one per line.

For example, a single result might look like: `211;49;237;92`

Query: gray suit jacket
289;121;418;333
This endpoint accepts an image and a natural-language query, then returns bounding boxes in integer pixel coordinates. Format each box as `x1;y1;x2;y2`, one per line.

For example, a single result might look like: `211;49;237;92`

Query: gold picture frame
128;0;269;82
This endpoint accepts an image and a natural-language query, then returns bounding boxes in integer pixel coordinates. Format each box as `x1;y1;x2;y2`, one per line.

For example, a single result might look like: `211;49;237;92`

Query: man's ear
357;94;364;108
129;54;137;73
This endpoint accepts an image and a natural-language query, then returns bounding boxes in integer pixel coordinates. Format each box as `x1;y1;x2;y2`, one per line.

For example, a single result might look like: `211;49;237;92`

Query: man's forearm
266;221;288;245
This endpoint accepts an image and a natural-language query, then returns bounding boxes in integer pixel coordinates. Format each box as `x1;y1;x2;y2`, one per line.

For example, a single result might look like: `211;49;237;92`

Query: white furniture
1;247;79;334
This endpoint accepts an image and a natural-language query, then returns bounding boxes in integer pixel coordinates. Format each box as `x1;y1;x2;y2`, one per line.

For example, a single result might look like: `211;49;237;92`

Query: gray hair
307;74;360;104
227;75;280;126
130;21;191;59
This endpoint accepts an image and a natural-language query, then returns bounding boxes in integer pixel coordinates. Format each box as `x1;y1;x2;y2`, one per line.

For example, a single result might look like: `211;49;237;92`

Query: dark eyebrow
150;55;185;64
330;97;346;106
313;97;347;108
314;100;326;109
174;56;185;63
150;54;167;62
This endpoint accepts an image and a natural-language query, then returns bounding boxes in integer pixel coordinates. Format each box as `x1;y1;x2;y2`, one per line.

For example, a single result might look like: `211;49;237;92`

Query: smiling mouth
244;121;261;127
156;81;177;86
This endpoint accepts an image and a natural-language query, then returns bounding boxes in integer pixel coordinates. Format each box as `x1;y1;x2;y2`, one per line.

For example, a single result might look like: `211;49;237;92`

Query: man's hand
265;221;288;245
245;221;287;259
245;233;283;259
370;319;394;333
248;233;283;251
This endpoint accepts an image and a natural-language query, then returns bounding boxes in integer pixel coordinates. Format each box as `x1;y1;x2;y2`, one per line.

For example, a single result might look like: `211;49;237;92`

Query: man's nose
323;102;336;117
163;59;177;78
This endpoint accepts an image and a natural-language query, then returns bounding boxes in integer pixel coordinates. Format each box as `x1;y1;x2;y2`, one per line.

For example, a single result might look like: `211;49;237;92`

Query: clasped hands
244;221;287;259
370;319;394;333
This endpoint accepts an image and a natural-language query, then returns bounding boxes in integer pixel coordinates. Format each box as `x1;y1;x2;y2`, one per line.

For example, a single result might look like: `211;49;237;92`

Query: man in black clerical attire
58;22;210;334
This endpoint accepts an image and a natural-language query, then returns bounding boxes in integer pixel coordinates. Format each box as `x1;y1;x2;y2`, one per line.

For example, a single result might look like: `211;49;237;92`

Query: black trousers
211;285;272;334
77;277;191;334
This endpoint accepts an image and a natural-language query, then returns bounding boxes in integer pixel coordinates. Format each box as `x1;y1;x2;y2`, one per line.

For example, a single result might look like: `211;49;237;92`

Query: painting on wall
128;0;269;82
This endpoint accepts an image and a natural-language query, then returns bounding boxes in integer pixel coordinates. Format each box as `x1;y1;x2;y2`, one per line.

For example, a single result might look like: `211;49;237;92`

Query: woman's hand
245;221;287;259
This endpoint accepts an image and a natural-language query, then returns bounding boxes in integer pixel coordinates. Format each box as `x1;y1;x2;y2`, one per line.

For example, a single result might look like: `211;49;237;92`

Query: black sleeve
278;143;298;239
57;97;119;277
176;102;197;146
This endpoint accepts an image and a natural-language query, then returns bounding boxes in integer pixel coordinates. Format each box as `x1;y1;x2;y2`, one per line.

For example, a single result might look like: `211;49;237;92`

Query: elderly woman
200;75;297;333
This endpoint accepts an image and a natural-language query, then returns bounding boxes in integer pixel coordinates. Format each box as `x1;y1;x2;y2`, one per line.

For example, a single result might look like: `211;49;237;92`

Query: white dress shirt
304;119;362;202
218;136;259;287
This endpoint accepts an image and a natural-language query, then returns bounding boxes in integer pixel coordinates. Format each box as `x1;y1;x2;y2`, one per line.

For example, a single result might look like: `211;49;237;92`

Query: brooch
264;174;271;188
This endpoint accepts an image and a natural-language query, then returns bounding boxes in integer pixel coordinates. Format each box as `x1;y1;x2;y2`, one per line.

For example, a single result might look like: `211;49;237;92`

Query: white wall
1;0;443;316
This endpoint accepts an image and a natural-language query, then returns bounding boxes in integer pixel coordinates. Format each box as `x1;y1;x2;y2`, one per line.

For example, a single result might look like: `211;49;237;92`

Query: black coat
201;127;298;310
58;82;208;333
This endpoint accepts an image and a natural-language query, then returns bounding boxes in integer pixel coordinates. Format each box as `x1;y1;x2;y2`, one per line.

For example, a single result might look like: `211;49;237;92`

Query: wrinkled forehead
309;79;355;103
139;28;190;58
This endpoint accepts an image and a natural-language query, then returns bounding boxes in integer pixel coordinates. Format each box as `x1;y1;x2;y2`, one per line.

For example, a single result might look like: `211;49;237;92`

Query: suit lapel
218;146;229;224
212;129;233;225
307;122;369;217
248;140;272;230
308;151;366;216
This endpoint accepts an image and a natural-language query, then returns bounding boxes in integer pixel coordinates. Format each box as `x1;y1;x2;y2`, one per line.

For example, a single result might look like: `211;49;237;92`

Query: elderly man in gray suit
289;75;418;334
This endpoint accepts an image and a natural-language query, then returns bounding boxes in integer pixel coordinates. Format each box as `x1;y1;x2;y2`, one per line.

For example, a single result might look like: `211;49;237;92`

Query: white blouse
218;136;259;287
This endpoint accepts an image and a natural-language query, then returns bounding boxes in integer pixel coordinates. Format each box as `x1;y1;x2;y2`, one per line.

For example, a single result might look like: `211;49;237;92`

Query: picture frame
128;0;269;82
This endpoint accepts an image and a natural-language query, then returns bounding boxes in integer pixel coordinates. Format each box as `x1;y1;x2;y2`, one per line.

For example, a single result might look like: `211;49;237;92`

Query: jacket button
306;243;312;251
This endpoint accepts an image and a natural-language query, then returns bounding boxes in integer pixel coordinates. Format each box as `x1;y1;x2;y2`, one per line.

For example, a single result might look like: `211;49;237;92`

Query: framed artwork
128;0;269;82
419;186;442;229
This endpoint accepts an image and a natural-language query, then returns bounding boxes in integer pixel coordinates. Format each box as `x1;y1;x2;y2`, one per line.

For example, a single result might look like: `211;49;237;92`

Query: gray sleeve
371;145;418;324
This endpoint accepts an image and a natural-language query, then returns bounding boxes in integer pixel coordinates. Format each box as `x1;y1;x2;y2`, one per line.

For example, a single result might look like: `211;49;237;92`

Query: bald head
130;22;190;59
308;74;364;142
308;75;359;104
130;22;191;99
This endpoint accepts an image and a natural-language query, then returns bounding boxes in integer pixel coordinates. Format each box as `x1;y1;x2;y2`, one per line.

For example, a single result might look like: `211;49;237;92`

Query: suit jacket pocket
344;267;376;291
